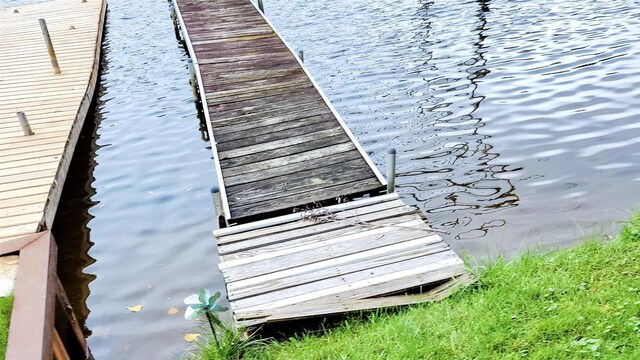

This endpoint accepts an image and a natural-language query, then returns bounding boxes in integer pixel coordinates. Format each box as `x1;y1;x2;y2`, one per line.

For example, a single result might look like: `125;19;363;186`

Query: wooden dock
173;0;387;223
173;0;472;328
216;194;471;328
0;0;106;242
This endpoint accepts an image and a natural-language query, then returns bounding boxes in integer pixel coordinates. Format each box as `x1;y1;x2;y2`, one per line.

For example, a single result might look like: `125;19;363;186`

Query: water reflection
407;0;520;242
263;0;640;259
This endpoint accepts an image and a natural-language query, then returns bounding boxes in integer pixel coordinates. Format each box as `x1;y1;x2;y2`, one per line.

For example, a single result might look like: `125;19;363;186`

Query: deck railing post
187;59;199;102
297;49;304;63
211;186;228;228
39;19;61;74
17;111;34;136
257;0;264;13
386;148;396;193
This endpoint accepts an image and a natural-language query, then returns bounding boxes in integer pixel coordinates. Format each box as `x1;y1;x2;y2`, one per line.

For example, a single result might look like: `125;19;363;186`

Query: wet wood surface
0;0;106;241
213;194;471;328
175;0;385;221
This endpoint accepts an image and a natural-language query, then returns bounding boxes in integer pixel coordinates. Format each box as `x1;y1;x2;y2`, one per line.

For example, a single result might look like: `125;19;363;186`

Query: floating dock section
172;0;472;327
0;0;106;242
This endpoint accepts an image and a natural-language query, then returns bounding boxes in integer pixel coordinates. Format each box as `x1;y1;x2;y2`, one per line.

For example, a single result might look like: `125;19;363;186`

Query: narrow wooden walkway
215;194;471;328
172;0;472;328
0;0;106;242
173;0;387;223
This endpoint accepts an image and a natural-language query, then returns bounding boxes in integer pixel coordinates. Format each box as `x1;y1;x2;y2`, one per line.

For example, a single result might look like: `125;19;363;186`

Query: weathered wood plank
223;149;361;187
230;177;384;219
212;103;331;135
237;274;476;326
216;114;338;151
226;158;374;203
216;198;407;246
227;241;450;301
232;251;463;311
219;221;432;281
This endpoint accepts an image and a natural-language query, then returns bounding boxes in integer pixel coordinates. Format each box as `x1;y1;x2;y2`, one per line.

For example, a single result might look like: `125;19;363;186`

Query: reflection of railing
2;232;90;360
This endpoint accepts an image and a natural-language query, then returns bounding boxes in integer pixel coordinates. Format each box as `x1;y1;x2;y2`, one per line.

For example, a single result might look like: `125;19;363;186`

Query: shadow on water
51;22;113;336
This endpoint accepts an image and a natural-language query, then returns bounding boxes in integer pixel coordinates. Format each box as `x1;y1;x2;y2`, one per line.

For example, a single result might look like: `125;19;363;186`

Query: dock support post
187;59;199;103
39;19;61;74
297;49;304;63
257;0;264;13
211;186;228;228
17;112;34;136
386;148;396;193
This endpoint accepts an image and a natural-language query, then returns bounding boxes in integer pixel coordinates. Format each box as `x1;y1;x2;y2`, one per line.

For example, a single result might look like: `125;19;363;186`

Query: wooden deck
215;194;472;328
0;0;106;242
172;0;472;328
173;0;387;222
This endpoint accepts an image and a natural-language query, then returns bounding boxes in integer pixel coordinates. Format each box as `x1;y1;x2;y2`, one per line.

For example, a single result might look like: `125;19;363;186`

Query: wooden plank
222;142;356;179
223;148;360;187
227;240;450;301
232;251;463;311
212;103;331;135
220;221;432;281
226;158;373;202
0;212;43;229
219;209;422;257
230;177;384;219
238;274;476;326
219;127;344;159
216;197;406;245
215;114;338;151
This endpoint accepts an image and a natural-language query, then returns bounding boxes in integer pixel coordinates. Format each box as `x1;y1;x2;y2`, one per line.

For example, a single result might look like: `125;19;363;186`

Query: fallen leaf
184;333;201;343
126;304;143;312
168;307;179;315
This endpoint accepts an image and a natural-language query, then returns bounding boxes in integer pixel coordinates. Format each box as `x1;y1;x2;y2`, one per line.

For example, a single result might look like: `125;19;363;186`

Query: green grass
240;213;640;360
0;294;13;358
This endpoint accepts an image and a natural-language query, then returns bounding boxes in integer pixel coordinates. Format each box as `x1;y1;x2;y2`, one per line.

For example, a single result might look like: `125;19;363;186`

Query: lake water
5;0;638;357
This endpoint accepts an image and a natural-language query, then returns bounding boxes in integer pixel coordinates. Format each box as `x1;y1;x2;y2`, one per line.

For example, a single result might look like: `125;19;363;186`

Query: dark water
51;0;224;357
263;0;640;257
20;0;640;357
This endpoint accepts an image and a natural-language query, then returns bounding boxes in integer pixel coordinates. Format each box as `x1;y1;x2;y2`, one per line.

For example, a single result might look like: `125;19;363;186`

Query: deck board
214;194;472;328
0;0;106;242
174;0;386;221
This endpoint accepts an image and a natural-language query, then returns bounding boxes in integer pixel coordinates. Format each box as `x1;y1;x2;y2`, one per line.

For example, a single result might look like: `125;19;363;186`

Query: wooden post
386;148;396;193
187;59;199;102
17;111;34;136
258;0;264;13
39;19;61;74
211;186;228;228
297;49;304;63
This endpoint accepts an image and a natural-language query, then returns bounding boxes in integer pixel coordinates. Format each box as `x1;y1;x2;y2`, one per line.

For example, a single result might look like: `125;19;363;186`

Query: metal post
386;148;396;193
39;19;61;74
17;112;34;136
297;49;304;63
210;186;228;228
257;0;264;13
187;59;199;102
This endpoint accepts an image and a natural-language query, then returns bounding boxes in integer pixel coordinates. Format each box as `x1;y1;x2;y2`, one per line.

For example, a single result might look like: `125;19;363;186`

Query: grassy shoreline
192;214;640;359
0;294;13;357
